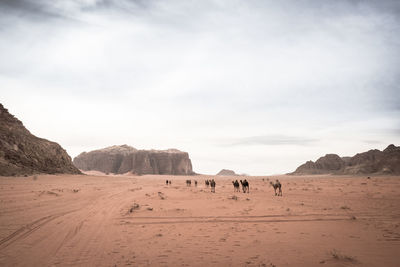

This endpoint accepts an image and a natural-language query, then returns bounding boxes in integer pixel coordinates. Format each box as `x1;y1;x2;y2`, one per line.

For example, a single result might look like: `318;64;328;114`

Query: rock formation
0;104;81;176
73;145;194;175
291;144;400;175
216;169;237;176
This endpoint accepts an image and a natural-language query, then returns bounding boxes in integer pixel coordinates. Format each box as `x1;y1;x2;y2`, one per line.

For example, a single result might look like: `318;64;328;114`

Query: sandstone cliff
73;145;194;175
0;104;81;176
291;144;400;175
216;169;237;176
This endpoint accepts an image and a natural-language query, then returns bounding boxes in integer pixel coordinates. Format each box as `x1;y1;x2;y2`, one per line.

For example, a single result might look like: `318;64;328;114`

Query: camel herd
169;178;282;196
203;179;216;192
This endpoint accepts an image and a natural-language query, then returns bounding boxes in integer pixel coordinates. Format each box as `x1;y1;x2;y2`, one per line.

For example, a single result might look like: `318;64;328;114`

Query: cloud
0;0;74;22
1;0;400;175
227;135;319;147
0;0;165;23
363;140;384;145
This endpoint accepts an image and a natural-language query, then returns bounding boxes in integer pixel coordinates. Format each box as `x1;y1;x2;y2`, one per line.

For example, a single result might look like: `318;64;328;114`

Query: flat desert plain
0;174;399;267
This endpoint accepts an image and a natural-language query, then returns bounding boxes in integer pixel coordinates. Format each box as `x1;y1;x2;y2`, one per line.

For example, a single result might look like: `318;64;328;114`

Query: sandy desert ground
0;173;399;267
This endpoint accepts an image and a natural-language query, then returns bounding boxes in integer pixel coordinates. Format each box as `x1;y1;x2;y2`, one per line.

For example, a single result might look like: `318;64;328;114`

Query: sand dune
0;174;399;266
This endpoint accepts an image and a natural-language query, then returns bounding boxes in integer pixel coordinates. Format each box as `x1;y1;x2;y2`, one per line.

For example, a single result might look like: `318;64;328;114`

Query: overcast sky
1;0;400;175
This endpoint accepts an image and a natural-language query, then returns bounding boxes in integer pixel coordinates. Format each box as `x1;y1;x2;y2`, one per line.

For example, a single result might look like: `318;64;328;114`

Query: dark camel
210;179;216;193
232;180;240;192
240;179;249;193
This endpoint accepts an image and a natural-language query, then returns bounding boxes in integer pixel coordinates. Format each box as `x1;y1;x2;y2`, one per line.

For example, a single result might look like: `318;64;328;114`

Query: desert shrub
158;192;165;199
330;249;358;263
129;203;140;212
230;195;238;200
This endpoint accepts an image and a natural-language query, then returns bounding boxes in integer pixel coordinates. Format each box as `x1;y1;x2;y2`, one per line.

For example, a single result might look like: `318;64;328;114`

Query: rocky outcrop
0;103;81;176
291;144;400;175
73;145;194;175
293;154;345;174
216;169;237;176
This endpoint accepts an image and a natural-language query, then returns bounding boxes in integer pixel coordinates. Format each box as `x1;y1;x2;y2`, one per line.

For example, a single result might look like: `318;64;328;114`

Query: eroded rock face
291;144;400;175
0;104;81;176
73;145;194;175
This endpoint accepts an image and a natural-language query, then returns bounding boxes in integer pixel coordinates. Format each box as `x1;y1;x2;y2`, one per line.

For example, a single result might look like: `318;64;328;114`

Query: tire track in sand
0;210;78;250
119;213;398;225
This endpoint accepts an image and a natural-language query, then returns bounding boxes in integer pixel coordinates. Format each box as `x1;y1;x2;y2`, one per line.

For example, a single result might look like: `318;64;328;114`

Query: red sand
0;174;399;266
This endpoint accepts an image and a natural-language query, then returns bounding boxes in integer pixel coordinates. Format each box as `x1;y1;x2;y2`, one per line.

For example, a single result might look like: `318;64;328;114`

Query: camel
240;179;250;193
186;180;191;186
210;179;216;193
232;180;240;192
270;179;282;196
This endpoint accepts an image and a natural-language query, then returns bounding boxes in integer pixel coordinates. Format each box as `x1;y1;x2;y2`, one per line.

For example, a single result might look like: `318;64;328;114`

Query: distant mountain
216;169;237;176
73;145;194;175
0;104;81;176
291;144;400;175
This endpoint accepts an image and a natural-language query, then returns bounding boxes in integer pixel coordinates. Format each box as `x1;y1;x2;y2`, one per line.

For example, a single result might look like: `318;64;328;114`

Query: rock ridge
291;144;400;175
216;169;237;176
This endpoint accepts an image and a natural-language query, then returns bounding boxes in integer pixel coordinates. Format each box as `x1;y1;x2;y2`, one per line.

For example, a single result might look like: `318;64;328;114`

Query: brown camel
270;179;282;196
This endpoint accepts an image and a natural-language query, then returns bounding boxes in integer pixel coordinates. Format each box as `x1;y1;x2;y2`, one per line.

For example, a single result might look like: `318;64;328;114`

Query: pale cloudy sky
1;0;400;175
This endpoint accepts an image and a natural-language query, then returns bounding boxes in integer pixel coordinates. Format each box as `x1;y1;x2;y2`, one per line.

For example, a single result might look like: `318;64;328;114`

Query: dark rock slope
291;144;400;175
73;145;194;175
0;104;81;176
